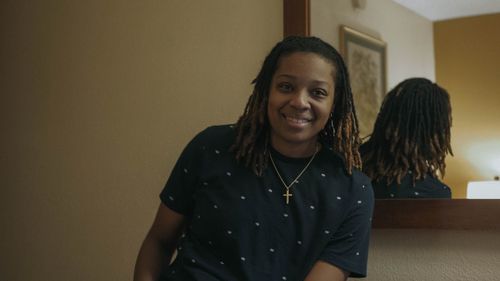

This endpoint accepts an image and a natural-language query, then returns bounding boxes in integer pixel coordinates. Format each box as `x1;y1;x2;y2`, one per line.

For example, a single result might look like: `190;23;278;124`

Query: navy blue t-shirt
160;125;374;280
372;172;452;199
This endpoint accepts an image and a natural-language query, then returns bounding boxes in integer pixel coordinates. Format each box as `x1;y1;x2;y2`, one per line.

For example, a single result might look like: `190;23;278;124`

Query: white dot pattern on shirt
414;191;419;195
168;196;174;201
167;131;372;278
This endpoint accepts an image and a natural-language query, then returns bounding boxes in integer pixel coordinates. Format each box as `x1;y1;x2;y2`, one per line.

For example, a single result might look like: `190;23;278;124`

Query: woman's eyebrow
275;74;297;80
275;74;330;85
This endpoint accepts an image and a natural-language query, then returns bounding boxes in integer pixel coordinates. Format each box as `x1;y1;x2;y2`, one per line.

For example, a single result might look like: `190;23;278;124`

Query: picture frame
339;25;387;139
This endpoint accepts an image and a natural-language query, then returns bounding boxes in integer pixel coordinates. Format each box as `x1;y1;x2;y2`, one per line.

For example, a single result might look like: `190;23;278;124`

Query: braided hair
361;77;453;185
231;36;362;176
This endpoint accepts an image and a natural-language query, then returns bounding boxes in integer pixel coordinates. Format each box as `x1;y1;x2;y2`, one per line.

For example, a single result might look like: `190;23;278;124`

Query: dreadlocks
231;36;362;176
361;77;453;185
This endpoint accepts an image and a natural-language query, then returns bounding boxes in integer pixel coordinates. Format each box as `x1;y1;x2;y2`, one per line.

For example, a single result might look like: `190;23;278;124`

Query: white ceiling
392;0;500;21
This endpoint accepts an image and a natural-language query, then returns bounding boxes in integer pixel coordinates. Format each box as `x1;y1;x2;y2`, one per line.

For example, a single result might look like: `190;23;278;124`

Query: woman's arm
304;260;349;281
133;203;186;281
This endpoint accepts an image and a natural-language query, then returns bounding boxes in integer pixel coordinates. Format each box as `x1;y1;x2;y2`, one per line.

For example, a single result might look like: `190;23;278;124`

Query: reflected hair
231;36;362;176
362;77;453;185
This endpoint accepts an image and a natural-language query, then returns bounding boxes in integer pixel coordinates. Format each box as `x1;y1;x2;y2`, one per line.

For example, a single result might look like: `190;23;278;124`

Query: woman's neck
270;138;319;158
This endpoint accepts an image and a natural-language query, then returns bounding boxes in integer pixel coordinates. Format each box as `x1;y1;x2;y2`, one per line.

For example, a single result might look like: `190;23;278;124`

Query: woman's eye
278;83;293;92
312;89;327;97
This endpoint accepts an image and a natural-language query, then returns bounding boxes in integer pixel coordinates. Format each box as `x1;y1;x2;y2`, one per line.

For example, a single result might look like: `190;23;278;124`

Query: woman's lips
282;114;313;127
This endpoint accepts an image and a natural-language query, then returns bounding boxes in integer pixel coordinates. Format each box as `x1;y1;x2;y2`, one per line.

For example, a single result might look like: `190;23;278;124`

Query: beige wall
311;0;435;89
434;13;500;198
0;1;282;280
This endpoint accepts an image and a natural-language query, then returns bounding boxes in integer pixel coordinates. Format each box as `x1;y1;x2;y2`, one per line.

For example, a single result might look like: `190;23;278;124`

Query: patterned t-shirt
160;125;374;281
372;172;452;199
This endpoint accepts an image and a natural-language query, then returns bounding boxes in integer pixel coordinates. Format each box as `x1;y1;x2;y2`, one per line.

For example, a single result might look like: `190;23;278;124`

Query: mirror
296;1;500;198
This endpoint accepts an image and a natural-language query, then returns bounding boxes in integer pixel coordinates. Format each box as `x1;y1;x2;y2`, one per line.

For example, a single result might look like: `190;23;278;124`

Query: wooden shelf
372;199;500;230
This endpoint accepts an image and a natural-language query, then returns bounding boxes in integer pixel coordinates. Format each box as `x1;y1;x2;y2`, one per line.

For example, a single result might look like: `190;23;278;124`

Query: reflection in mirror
360;78;453;199
299;0;500;198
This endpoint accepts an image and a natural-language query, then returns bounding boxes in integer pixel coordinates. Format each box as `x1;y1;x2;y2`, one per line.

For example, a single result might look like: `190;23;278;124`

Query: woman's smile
281;113;314;127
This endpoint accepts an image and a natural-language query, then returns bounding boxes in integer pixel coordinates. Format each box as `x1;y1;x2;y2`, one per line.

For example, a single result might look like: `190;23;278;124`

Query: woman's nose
289;90;310;109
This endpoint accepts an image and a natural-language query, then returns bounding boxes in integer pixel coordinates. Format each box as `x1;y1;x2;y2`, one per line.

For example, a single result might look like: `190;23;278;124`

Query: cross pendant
283;189;293;204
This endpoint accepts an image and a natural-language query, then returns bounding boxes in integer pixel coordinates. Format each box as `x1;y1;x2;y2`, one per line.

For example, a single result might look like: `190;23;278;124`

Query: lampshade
467;181;500;199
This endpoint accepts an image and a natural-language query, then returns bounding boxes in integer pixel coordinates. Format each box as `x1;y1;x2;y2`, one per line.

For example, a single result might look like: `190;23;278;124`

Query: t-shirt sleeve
319;171;374;278
159;129;207;216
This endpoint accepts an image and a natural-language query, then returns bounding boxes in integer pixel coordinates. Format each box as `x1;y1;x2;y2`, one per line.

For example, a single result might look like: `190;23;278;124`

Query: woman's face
267;52;335;154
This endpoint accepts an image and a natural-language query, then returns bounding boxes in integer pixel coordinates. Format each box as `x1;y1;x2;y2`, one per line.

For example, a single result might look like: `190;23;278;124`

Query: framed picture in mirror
339;25;386;139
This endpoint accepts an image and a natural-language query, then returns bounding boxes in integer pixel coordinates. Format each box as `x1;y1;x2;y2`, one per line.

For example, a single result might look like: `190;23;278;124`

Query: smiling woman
134;36;374;281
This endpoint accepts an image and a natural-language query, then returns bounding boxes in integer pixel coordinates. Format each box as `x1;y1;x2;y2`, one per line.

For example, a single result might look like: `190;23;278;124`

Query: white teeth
286;116;310;123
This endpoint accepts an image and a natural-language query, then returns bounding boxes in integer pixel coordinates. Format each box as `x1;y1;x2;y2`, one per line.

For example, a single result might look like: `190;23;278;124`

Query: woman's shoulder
351;167;372;184
416;175;452;197
192;124;236;142
320;147;371;183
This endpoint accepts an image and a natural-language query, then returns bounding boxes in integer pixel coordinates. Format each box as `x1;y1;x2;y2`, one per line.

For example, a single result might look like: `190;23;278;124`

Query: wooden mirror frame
283;0;310;37
373;199;500;230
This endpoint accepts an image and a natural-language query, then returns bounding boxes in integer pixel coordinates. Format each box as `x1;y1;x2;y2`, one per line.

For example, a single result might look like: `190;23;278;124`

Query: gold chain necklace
269;145;319;204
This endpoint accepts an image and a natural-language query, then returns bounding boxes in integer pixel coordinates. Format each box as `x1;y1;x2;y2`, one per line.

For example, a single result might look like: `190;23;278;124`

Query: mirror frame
372;199;500;230
283;0;310;36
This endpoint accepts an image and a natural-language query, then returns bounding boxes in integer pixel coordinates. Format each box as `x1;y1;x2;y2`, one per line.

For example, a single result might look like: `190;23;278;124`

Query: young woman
361;77;453;199
134;36;374;281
